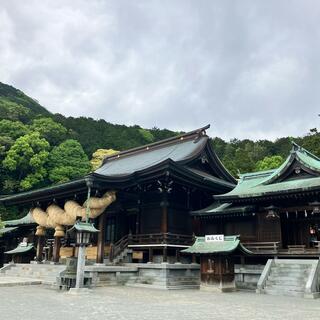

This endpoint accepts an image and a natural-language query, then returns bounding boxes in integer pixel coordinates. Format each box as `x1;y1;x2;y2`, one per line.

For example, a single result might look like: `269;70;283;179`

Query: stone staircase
112;248;133;264
0;263;66;286
257;259;320;298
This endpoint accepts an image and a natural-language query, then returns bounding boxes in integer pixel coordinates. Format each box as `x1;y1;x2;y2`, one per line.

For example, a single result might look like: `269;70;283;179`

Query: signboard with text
205;234;224;242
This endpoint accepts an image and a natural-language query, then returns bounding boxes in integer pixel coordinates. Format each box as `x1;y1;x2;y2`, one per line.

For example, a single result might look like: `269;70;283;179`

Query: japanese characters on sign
205;234;224;242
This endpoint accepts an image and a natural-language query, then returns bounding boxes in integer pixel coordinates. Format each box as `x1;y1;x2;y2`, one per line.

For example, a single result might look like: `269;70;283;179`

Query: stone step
274;264;310;267
270;270;309;277
266;279;306;287
263;288;305;297
267;274;308;281
271;267;310;273
274;263;311;268
0;278;42;287
266;283;305;292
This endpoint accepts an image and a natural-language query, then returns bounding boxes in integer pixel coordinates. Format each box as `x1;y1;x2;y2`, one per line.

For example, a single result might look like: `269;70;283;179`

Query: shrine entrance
280;213;320;251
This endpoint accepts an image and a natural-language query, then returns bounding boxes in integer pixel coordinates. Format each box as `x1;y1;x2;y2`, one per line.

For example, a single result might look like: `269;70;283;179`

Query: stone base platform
0;276;42;287
85;263;200;290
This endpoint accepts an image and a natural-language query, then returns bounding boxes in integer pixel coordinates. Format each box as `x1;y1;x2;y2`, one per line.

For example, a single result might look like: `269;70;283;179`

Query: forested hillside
1;81;320;219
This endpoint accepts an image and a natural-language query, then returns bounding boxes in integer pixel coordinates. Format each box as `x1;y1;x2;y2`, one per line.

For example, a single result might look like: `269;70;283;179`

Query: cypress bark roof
0;125;236;205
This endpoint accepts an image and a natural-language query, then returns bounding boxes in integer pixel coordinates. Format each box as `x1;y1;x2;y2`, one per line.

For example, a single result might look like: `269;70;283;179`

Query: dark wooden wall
257;213;282;242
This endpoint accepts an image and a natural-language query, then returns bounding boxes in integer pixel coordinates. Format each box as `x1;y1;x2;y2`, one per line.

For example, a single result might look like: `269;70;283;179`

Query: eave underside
1;161;234;206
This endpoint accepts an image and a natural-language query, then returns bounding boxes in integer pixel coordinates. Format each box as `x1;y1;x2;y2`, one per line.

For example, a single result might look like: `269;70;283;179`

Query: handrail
256;259;274;293
109;232;193;263
243;241;280;253
110;235;129;262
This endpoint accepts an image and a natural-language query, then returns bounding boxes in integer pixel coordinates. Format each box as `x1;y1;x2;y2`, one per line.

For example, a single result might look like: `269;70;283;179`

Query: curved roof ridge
101;125;210;165
260;142;320;185
292;141;320;161
240;169;275;180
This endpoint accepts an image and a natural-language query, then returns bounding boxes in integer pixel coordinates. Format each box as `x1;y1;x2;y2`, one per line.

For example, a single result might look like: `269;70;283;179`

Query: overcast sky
1;1;320;141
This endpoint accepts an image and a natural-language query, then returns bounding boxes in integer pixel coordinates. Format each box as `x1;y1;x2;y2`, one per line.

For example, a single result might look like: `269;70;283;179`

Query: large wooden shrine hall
2;126;320;295
0;125;236;266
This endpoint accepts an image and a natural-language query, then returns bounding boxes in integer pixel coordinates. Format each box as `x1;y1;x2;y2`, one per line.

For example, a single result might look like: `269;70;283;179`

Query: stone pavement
0;285;319;320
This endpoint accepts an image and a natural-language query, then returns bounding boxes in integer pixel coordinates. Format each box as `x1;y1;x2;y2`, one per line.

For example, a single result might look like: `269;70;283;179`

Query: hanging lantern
67;221;99;246
309;201;320;214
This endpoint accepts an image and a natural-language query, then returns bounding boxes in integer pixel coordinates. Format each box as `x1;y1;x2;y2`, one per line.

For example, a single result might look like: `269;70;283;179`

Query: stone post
75;245;86;288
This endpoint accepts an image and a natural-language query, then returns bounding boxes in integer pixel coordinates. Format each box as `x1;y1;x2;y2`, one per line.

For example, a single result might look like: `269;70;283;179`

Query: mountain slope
0;82;50;117
0;82;178;156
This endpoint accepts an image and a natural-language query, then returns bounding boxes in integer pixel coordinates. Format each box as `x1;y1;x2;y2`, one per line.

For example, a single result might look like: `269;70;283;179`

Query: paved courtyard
0;285;319;320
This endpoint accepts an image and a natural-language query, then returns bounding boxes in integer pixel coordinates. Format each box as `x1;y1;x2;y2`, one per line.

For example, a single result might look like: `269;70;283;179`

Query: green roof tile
216;142;320;201
4;243;34;254
182;235;252;254
0;226;18;235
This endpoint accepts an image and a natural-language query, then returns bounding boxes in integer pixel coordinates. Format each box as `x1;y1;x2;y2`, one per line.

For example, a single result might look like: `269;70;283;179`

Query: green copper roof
215;143;320;201
5;212;35;226
4;243;34;254
191;203;255;217
182;235;252;254
0;226;18;235
68;221;99;233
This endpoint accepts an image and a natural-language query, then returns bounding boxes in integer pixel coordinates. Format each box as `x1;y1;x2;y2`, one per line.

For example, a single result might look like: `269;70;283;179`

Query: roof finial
291;140;301;152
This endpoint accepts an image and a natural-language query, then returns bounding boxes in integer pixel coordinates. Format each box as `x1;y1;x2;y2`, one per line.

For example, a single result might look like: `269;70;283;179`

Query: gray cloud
1;0;320;140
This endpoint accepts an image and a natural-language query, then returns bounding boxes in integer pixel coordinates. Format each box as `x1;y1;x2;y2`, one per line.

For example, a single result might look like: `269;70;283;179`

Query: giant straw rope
31;191;116;237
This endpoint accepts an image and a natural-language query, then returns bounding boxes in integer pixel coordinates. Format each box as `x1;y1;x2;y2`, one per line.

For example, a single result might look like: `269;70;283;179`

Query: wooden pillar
96;212;106;264
36;236;45;262
53;236;61;263
136;197;141;235
161;193;168;234
109;243;114;263
148;247;153;263
163;246;168;263
175;248;180;263
240;255;245;266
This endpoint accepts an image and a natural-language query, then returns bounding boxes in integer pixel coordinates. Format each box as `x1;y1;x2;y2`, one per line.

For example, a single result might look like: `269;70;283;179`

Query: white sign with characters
205;234;224;242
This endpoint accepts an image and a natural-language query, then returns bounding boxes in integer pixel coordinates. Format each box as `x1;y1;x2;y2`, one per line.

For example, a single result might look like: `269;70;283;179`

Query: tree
0;136;14;158
91;148;119;170
0;119;29;139
2;132;50;190
0;216;4;235
296;129;320;158
48;139;91;184
255;155;284;171
30;117;68;145
0;98;31;122
234;147;255;174
138;128;154;143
